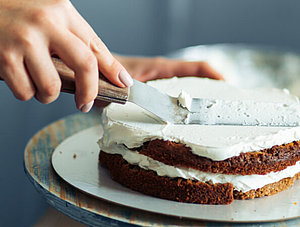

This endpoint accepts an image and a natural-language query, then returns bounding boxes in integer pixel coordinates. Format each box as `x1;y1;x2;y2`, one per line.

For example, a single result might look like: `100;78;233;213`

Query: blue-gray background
1;0;300;226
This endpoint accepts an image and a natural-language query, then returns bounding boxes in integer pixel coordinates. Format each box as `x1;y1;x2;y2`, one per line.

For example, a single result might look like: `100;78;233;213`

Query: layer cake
98;77;300;205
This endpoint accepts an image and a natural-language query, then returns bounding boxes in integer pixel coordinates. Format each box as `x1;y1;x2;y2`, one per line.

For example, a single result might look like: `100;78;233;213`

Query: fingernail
80;100;94;113
119;69;133;87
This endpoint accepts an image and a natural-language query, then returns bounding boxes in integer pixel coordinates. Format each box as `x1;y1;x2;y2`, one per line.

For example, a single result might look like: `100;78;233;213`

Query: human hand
0;0;133;112
115;56;224;82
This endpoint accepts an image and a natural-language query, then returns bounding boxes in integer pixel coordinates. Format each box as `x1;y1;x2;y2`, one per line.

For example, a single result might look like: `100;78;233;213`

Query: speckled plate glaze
51;125;300;222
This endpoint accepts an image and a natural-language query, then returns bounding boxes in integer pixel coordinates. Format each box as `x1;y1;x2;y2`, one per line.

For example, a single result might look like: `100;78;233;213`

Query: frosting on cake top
100;77;300;161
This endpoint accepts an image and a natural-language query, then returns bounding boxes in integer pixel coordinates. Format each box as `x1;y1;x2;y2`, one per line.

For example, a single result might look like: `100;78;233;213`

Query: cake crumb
59;151;62;154
73;154;77;159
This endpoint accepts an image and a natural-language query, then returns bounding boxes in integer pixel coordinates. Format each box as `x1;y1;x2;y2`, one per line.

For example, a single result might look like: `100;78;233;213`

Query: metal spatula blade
128;80;300;126
128;79;187;123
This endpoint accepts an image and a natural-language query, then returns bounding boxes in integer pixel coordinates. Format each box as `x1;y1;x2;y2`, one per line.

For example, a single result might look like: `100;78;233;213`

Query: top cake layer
100;77;300;161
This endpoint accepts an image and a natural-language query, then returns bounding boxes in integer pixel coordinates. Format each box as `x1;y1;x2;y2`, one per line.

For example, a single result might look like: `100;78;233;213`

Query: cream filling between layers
99;143;300;193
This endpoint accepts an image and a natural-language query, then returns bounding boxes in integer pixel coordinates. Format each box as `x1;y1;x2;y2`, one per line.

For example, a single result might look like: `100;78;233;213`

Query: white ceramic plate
52;125;300;222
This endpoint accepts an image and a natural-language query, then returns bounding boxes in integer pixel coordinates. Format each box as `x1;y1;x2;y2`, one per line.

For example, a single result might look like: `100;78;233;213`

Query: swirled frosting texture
99;77;300;161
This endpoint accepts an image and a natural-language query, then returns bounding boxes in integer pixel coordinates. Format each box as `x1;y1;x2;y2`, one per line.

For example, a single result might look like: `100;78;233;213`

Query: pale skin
0;0;223;112
116;56;223;82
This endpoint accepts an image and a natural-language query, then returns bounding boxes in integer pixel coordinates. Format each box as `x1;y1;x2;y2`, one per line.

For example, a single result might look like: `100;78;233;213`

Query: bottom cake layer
99;151;300;205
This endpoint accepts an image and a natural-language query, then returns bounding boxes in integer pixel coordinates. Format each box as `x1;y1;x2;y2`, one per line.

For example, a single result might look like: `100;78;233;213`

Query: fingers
114;56;224;83
90;37;133;87
1;0;119;113
51;30;98;111
24;46;61;104
66;6;133;88
172;60;224;80
0;53;35;101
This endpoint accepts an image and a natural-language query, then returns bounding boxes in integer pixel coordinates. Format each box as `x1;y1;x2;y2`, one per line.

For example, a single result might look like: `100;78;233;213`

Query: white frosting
178;90;193;111
100;77;300;161
178;92;300;126
99;144;300;193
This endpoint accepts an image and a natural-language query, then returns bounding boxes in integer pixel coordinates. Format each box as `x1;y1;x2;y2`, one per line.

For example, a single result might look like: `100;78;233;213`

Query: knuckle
42;80;61;98
80;54;97;73
91;37;106;53
15;28;36;49
28;2;69;28
29;8;52;25
0;53;14;68
0;53;20;76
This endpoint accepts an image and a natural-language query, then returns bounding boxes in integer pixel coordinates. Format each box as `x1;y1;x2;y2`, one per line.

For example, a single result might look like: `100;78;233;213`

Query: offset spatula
1;57;300;126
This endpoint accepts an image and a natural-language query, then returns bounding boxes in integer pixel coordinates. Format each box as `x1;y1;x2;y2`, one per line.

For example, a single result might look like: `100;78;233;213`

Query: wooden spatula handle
0;57;129;104
53;57;129;104
52;57;76;95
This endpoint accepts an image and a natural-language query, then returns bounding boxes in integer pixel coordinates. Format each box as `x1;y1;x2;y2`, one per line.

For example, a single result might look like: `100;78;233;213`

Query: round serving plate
51;125;300;223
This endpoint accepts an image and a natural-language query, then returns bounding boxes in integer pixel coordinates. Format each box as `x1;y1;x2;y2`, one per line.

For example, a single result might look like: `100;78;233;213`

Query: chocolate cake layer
99;151;234;205
99;151;300;204
134;140;300;175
